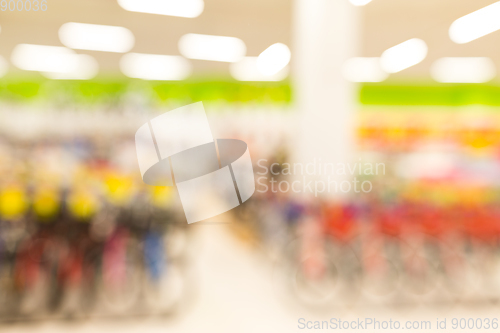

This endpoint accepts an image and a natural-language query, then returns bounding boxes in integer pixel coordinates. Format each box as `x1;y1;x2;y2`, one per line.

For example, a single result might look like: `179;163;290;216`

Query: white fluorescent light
12;44;77;73
11;44;98;79
59;22;134;53
117;0;204;18
449;2;500;44
431;57;496;83
179;33;246;62
120;53;191;80
256;43;291;76
380;38;427;73
230;57;288;81
0;56;8;78
349;0;372;6
42;55;98;80
342;57;388;82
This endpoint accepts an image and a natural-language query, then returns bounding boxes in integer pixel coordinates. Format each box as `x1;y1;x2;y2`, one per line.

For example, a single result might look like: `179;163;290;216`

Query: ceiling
0;0;498;79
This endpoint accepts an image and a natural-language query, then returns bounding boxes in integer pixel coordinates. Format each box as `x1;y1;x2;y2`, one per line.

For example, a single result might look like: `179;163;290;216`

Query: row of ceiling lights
1;23;291;81
344;1;500;83
0;0;292;81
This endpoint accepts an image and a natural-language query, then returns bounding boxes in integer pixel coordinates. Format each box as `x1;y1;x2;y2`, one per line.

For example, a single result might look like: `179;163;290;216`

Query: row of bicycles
0;156;193;321
234;180;500;311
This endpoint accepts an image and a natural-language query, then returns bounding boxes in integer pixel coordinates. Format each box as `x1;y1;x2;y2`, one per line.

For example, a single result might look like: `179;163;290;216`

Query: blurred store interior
1;0;500;332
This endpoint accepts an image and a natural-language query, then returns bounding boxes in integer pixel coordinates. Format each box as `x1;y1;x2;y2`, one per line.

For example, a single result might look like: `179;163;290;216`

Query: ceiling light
12;44;77;73
380;38;427;73
120;53;191;80
117;0;204;18
449;2;500;44
256;43;291;76
42;55;98;80
179;33;246;62
11;44;98;79
342;57;388;82
431;57;496;83
59;22;134;53
230;57;288;81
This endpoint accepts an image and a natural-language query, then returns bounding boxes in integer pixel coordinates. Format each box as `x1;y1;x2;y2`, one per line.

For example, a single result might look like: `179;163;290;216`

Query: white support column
293;0;359;199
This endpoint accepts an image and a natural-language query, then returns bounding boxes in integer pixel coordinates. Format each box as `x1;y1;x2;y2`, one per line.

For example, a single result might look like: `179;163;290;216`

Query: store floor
2;223;498;333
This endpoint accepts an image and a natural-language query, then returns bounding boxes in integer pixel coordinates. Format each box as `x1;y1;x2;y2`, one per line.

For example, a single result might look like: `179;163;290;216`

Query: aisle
168;223;294;332
3;224;497;333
